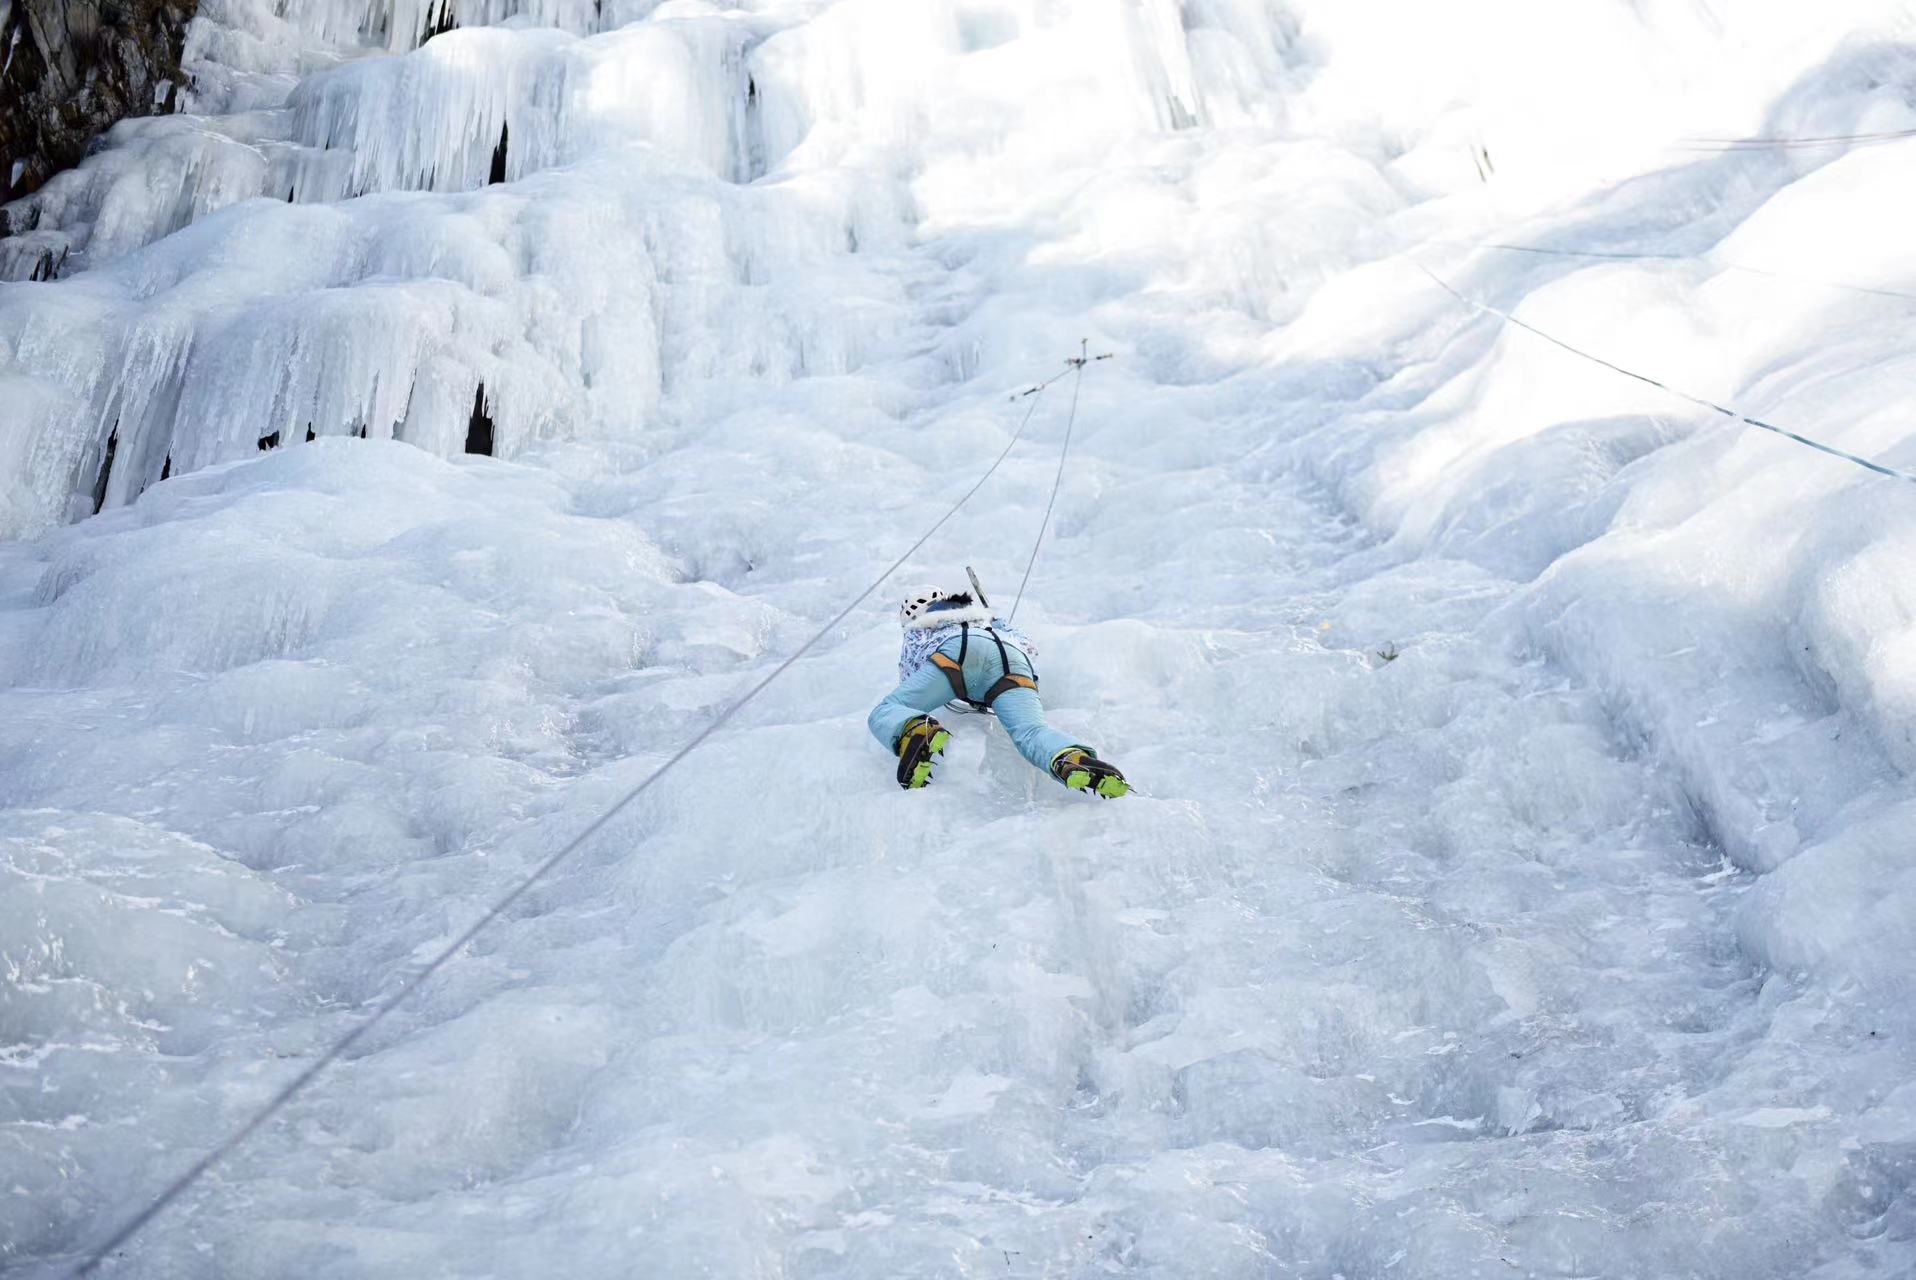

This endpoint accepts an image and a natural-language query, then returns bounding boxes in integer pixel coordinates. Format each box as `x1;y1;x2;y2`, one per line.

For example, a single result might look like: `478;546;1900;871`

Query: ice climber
869;586;1128;796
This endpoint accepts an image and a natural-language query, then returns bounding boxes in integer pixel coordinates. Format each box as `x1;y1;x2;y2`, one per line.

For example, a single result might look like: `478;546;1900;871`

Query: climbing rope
1419;263;1916;487
1009;340;1112;623
65;353;1084;1278
1673;126;1916;151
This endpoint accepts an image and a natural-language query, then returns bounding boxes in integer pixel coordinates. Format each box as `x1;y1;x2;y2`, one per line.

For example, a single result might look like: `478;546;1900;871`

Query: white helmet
899;587;993;632
898;586;947;628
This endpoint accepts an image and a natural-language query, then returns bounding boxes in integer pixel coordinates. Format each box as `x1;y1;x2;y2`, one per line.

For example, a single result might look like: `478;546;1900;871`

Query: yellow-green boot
895;715;952;789
1050;747;1128;798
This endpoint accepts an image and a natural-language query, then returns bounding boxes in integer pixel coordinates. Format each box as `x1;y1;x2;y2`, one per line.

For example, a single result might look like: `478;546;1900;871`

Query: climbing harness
930;621;1038;711
926;566;1036;714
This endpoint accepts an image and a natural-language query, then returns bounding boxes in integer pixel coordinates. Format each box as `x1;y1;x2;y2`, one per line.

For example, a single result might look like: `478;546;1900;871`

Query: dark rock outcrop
0;0;198;207
465;384;494;456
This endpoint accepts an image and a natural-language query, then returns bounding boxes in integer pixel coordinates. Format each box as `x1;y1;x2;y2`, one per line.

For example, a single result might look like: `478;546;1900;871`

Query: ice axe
966;565;990;609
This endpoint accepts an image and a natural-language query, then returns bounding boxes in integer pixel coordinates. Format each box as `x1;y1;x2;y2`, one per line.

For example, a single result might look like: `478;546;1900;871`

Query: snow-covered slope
4;1;1916;1275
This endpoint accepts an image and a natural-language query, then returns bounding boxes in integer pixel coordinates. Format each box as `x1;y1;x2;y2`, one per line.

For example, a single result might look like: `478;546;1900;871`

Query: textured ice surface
4;0;1916;1276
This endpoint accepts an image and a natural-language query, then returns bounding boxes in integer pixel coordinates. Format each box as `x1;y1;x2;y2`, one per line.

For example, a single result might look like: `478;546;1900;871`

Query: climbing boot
1050;748;1128;798
895;715;952;790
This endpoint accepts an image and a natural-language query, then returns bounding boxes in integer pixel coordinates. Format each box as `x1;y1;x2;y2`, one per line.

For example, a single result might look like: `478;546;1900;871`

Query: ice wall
4;0;1916;1274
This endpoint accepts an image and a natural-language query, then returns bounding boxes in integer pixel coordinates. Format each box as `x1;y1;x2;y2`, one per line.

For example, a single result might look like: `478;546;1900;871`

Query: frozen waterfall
4;0;1916;1275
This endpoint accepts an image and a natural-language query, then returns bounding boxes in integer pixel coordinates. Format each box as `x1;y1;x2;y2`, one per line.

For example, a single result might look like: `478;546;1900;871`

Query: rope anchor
1010;344;1112;400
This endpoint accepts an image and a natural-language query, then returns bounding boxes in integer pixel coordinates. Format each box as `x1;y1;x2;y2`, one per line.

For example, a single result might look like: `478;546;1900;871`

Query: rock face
0;0;198;206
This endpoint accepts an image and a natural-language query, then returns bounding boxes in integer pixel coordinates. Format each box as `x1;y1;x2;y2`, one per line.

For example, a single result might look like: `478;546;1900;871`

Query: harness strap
930;651;971;705
932;623;1037;710
980;672;1037;705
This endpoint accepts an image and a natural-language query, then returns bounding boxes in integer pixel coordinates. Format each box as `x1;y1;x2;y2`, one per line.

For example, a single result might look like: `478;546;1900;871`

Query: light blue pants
868;635;1082;780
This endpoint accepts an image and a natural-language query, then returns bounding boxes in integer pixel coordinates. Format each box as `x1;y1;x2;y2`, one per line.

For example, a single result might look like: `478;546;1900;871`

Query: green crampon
1050;748;1129;798
896;717;952;790
1065;768;1127;799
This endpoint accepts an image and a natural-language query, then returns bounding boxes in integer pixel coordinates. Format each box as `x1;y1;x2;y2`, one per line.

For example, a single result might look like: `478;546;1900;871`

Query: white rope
1419;263;1916;487
1673;126;1916;151
1009;341;1112;623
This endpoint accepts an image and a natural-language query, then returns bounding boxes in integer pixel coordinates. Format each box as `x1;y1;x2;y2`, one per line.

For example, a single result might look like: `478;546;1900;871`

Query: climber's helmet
898;587;948;628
